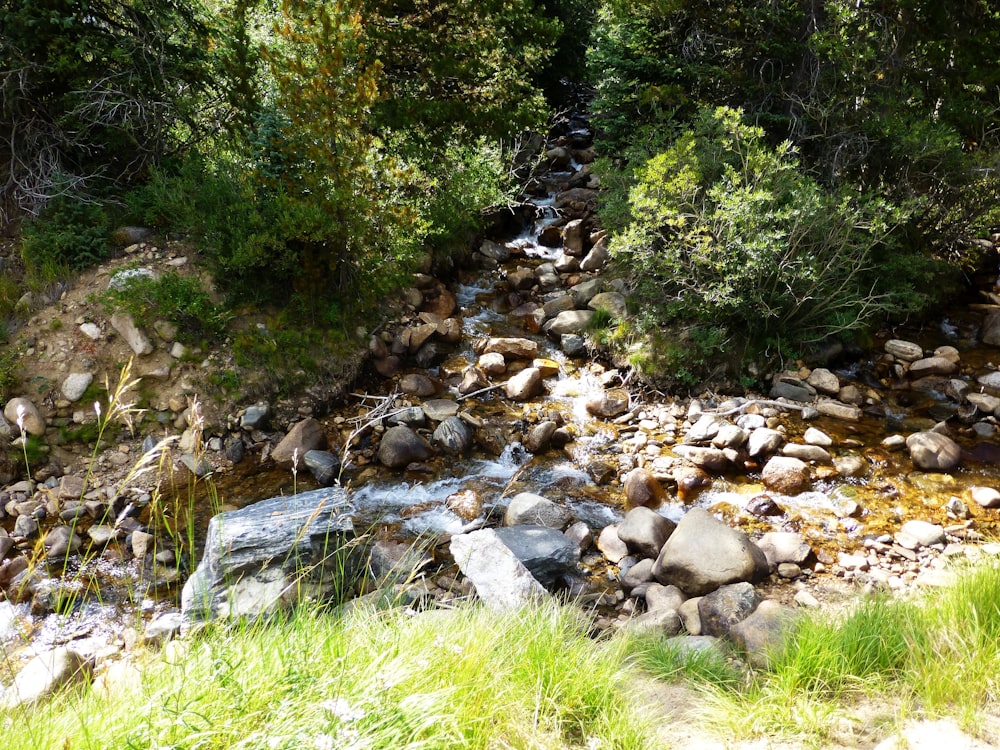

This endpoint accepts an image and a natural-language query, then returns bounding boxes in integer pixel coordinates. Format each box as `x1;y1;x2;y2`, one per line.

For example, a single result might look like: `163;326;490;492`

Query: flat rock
482;337;538;360
181;488;357;623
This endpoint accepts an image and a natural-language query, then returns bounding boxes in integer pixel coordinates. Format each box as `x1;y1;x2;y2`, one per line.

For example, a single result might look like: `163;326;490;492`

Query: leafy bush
101;270;228;344
607;106;947;380
20;197;112;273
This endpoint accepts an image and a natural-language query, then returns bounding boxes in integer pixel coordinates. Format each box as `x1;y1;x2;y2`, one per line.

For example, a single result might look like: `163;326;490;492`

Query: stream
5;112;1000;657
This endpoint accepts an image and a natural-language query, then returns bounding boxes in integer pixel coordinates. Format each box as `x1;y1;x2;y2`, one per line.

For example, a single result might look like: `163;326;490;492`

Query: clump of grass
13;601;654;749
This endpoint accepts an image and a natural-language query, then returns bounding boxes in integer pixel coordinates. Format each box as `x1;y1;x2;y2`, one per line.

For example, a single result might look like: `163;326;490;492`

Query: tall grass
9;601;653;749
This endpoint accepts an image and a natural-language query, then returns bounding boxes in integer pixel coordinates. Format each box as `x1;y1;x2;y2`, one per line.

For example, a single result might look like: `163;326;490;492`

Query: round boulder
377;425;434;469
906;431;961;472
761;456;811;495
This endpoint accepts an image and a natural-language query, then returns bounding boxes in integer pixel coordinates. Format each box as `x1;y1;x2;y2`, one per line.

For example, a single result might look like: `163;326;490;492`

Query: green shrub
20;197;112;273
101;270;229;344
607;105;948;380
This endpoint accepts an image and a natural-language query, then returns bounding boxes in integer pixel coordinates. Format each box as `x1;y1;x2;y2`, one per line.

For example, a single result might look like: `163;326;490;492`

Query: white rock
110;313;154;356
78;322;102;340
61;372;94;403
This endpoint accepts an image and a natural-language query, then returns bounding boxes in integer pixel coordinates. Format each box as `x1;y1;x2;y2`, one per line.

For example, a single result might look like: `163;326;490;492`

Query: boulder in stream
906;431;962;472
181;488;359;624
377;425;434;468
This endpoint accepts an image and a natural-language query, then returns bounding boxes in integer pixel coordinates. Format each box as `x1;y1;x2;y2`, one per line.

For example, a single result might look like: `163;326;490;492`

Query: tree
0;0;218;221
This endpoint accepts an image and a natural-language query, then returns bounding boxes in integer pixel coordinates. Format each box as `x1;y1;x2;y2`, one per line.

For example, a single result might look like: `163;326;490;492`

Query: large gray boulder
450;528;547;611
906;431;962;471
617;506;675;560
493;525;581;588
504;492;569;529
652;508;768;596
181;488;359;624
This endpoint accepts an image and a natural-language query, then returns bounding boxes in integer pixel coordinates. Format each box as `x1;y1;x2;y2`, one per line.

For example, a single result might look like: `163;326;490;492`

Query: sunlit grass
10;601;654;750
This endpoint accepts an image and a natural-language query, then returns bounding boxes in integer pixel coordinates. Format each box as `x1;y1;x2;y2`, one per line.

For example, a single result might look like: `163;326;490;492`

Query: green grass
10;562;1000;748
10;602;654;749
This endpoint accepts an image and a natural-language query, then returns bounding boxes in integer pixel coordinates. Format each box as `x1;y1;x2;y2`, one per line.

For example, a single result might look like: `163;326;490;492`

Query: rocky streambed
4;112;1000;708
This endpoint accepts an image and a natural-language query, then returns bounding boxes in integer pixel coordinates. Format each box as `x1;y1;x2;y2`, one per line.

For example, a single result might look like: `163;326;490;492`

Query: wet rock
524;420;558;453
967;392;1000;416
432;416;474;455
806;368;840;395
505;367;544;401
623;467;665;507
781;443;832;463
563;521;592;554
450;528;548;610
61;372;94;403
446;489;483;522
747;427;784;458
303;450;341;486
834;455;868;477
543;309;594;337
507;266;536;291
909;356;958;377
504;492;569;529
971;486;1000;508
729;599;797;668
652;507;769;596
478;352;506;374
906;431;961;471
493;525;581;588
804;427;833;447
674;465;712;502
458;367;490;395
617;506;675;559
982;309;1000;346
272;418;327;467
377;425;434;468
422;399;460;421
479;239;511;262
698;582;761;638
585;388;630;418
482;337;539;360
182;487;357;623
110;312;154;356
387;407;426;429
761;456;811;494
399;373;437;397
885;338;923;361
407;322;438;353
0;646;92;709
746;494;784;517
5;397;46;436
560;334;587;357
816;399;862;421
672;445;730;473
770;377;816;402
